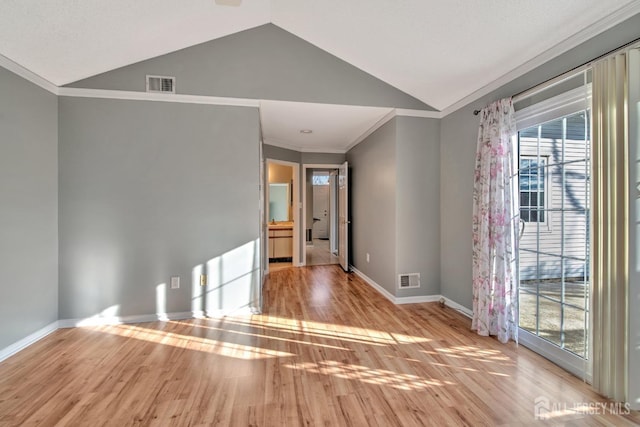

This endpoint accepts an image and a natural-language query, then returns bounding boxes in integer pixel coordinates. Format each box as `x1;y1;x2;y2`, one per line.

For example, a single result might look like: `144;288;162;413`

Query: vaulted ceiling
2;0;638;112
1;0;638;152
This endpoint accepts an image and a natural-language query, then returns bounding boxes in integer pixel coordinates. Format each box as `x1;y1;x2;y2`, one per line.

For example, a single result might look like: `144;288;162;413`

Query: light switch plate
170;276;180;289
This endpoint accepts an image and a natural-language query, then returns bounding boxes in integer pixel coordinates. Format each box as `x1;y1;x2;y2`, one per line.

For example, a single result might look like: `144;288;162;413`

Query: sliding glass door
517;108;591;375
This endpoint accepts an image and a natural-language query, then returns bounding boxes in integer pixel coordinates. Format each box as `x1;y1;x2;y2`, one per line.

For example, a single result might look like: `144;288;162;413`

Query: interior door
338;161;349;271
312;184;329;238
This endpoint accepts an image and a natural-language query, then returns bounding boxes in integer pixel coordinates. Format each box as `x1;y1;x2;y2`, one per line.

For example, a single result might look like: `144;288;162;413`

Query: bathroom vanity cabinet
268;225;293;261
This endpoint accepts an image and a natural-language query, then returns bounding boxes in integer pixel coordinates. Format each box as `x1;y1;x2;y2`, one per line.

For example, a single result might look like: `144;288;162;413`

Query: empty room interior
1;1;640;425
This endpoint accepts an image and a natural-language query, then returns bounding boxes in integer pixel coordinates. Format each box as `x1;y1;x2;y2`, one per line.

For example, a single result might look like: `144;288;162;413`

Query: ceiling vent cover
398;273;420;289
146;75;175;93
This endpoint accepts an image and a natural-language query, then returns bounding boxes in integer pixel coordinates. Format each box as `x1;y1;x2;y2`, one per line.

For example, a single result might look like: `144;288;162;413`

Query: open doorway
265;159;300;273
308;170;339;266
303;164;344;267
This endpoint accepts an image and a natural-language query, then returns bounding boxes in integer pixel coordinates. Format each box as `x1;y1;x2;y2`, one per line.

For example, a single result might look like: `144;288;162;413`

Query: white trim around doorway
302;163;343;266
264;159;300;273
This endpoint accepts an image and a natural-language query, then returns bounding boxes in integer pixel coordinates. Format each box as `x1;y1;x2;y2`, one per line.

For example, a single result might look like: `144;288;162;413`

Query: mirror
269;183;289;221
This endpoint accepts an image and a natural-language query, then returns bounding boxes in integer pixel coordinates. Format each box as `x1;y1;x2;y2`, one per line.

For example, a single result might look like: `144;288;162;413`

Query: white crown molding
345;107;442;153
260;138;304;152
57;87;261;107
440;0;640;117
263;137;347;153
56;87;442;153
0;54;58;94
395;108;442;119
0;321;59;363
298;146;347;154
344;109;397;152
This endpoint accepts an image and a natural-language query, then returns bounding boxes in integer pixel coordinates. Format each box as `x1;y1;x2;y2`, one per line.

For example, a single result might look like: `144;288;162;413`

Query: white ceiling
260;101;392;153
1;0;638;152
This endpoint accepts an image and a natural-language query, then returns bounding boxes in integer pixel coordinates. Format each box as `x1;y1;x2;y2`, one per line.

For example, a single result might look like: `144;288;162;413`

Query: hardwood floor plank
0;265;638;426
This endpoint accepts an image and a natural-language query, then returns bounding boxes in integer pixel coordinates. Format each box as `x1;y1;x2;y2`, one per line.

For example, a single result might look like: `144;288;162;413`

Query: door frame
264;159;300;273
302;163;343;266
514;85;593;381
329;170;338;254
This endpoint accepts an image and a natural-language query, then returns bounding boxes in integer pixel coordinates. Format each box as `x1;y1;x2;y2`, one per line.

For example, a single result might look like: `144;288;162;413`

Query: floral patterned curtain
472;98;518;344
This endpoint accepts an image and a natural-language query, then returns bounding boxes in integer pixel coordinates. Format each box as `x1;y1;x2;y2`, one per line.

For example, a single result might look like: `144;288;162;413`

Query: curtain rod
472;64;587;116
473;36;640;116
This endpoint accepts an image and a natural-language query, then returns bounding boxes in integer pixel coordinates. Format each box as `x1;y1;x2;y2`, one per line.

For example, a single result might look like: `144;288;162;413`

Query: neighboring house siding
519;113;589;281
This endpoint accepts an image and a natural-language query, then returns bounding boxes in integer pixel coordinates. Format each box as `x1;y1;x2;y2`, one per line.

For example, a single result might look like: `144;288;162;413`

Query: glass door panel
517;110;590;363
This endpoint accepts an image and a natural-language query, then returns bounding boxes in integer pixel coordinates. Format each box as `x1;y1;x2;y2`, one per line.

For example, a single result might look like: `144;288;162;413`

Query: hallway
305;238;339;266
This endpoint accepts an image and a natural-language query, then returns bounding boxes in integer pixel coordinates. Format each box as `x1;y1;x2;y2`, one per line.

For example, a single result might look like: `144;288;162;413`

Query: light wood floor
268;261;293;272
306;238;339;266
1;265;638;426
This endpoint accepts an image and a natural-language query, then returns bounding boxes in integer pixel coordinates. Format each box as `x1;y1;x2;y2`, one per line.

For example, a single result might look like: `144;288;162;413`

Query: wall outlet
170;276;180;289
366;253;370;263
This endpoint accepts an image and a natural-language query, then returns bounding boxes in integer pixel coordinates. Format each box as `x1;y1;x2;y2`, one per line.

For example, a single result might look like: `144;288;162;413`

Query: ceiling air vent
146;75;175;93
398;273;420;289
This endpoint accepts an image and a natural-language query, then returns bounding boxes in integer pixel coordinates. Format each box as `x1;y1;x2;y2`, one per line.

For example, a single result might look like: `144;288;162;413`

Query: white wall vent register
398;273;420;289
146;75;175;93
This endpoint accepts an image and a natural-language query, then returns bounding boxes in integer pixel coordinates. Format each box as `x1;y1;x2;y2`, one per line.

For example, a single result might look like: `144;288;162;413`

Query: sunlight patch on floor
284;360;455;391
246;315;431;345
431;345;511;362
94;323;294;360
171;319;350;351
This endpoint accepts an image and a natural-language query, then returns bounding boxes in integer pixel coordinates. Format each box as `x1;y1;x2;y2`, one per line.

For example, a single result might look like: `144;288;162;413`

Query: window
312;175;330;186
519;156;546;222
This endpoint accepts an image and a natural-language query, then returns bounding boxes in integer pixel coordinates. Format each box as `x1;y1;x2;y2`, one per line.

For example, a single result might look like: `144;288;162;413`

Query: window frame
518;154;550;227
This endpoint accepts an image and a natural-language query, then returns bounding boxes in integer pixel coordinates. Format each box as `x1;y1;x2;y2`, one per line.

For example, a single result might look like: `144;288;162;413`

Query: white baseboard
205;307;260;318
1;277;467;364
0;321;59;363
58;311;196;328
442;297;473;318
1;307;263;363
395;295;442;305
57;304;262;329
351;267;396;303
351;266;473;316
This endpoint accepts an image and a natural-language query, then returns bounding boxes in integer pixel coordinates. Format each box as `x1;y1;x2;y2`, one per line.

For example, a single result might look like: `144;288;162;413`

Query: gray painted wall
348;116;441;298
301;152;346;165
396;117;440;297
58;97;260;319
263;144;301;164
347;119;397;294
0;66;58;349
439;107;478;308
67;24;433;111
439;12;640;310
